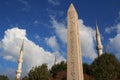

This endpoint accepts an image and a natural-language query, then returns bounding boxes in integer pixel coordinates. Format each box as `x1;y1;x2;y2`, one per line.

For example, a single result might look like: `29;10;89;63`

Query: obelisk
67;3;84;80
16;40;24;80
96;24;103;57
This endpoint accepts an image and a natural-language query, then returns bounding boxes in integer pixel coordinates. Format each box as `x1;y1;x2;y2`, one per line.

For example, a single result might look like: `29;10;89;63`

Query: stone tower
96;24;103;57
16;40;24;80
67;3;84;80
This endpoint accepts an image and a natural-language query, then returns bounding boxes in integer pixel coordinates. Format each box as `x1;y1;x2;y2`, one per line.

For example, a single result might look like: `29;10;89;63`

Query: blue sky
0;0;120;79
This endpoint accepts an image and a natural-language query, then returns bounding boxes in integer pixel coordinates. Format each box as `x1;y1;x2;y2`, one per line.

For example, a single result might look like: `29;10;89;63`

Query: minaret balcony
18;59;23;63
16;70;22;73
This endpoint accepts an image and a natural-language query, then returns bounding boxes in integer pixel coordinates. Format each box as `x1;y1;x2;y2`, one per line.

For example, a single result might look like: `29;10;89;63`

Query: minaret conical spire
16;40;24;80
96;23;103;57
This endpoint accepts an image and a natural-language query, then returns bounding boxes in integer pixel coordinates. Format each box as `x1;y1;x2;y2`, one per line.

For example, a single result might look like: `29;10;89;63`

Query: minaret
16;40;24;80
96;24;103;57
67;3;84;80
54;55;57;65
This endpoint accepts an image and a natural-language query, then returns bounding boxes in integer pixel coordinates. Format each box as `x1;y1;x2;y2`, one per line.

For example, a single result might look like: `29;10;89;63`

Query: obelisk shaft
16;41;24;80
67;4;84;80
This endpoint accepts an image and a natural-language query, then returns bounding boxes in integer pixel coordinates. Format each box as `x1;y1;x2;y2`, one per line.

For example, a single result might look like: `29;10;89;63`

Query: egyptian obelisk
16;40;24;80
67;3;84;80
96;24;103;57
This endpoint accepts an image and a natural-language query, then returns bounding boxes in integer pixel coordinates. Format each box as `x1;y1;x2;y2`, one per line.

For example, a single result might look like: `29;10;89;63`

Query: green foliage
22;53;120;80
50;61;67;78
84;74;94;80
53;71;67;80
22;76;28;80
0;75;9;80
91;53;120;80
28;64;51;80
83;63;92;75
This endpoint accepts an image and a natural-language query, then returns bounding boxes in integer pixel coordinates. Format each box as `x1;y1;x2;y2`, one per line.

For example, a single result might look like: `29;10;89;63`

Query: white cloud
109;34;120;52
106;12;120;59
105;26;116;34
0;27;65;79
45;36;59;51
50;16;97;61
109;33;120;59
50;16;67;43
48;0;60;6
108;22;120;56
105;23;120;34
79;20;97;60
116;23;120;33
3;55;15;62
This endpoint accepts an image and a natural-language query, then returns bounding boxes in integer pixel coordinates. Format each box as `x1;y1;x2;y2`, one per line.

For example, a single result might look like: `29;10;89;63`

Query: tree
27;64;51;80
83;63;92;75
83;63;94;80
53;71;67;80
84;73;94;80
0;75;9;80
50;61;67;78
91;53;120;80
22;76;28;80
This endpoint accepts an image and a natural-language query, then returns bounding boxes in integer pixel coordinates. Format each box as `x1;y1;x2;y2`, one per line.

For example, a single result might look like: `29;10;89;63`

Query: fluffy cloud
105;23;120;34
79;20;97;60
0;27;64;79
109;33;120;60
105;26;117;34
106;12;120;59
50;16;97;61
109;34;120;52
45;36;59;51
108;23;120;59
3;55;15;62
50;16;67;43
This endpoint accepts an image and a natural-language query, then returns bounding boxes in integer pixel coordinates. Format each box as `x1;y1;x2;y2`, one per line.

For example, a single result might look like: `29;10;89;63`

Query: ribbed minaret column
96;24;103;57
16;40;24;80
67;3;84;80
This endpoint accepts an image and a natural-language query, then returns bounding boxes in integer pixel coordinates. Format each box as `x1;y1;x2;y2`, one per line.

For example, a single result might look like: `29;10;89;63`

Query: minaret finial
96;23;103;57
16;40;24;80
20;39;24;51
96;21;100;35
